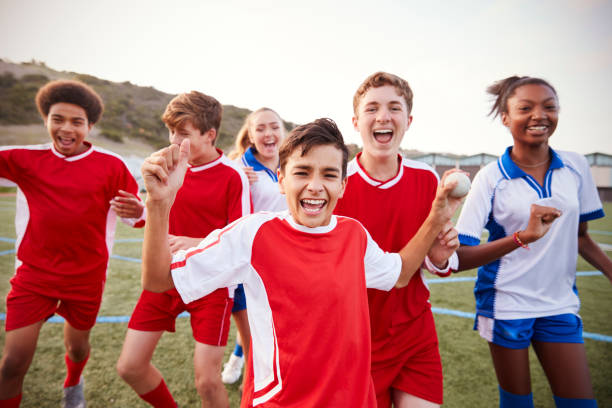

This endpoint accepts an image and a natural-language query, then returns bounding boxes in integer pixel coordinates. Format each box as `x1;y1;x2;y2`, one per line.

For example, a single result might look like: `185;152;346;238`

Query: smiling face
46;102;92;156
502;83;559;148
353;85;412;161
278;144;346;228
250;110;284;165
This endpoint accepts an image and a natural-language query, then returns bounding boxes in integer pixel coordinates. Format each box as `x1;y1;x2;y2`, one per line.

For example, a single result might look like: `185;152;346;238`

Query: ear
87;122;94;132
277;169;286;195
406;115;413;129
205;128;217;144
337;177;347;199
501;112;510;127
352;115;359;132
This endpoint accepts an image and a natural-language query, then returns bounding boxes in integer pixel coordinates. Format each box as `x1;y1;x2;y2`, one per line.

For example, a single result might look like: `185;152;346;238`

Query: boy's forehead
360;85;405;107
48;102;88;118
288;144;343;169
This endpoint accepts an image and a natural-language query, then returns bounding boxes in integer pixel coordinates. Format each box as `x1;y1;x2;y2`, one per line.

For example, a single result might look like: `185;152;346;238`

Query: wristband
513;231;529;249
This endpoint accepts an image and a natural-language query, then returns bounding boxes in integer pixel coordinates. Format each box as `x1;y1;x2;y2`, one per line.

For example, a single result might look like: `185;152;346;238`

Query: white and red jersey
170;151;251;237
334;153;439;345
171;211;401;407
0;142;144;285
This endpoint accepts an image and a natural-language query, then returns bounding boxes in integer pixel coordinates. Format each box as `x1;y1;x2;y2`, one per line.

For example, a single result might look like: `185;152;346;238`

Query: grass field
0;196;610;407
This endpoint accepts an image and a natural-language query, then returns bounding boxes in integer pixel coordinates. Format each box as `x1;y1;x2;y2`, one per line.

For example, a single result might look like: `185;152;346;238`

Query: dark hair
487;76;557;118
35;80;104;124
353;71;414;116
279;118;349;178
162;91;223;144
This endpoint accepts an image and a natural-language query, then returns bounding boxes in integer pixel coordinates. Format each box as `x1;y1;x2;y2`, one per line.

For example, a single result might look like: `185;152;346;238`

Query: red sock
0;393;22;408
64;352;89;387
139;379;177;408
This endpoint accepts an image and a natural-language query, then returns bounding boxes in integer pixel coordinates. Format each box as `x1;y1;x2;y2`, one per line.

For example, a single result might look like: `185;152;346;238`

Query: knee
116;356;144;383
64;340;90;362
0;353;30;381
194;372;222;397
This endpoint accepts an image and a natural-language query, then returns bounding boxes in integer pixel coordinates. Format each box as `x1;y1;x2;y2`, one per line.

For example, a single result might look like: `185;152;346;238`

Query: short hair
162;91;223;143
35;80;104;124
353;71;414;117
279;118;349;179
228;107;283;160
487;76;558;118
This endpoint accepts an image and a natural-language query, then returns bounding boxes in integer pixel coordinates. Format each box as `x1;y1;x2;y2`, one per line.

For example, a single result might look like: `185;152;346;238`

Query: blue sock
499;386;534;408
233;344;243;358
554;395;598;408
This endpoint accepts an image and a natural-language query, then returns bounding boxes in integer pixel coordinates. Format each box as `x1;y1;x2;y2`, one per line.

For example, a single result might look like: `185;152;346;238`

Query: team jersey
239;147;287;212
456;147;604;320
171;211;401;407
170;150;251;237
334;153;445;343
0;142;144;285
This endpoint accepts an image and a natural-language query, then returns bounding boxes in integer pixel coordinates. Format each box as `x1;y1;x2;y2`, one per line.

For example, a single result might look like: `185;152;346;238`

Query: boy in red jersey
116;91;250;408
0;80;145;408
139;117;462;407
334;72;459;408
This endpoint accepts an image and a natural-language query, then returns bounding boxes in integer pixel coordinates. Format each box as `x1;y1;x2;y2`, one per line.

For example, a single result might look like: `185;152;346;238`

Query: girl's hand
519;204;562;244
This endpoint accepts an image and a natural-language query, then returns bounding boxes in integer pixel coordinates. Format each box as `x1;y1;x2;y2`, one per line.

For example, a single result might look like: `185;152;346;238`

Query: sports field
0;195;610;407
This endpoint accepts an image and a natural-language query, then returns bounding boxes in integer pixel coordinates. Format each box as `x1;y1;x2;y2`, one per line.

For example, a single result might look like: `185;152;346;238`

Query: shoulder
0;143;51;154
90;146;132;168
555;149;588;170
401;157;439;180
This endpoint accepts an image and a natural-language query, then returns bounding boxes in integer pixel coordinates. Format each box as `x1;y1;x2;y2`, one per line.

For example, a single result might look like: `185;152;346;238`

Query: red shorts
371;309;443;406
128;288;233;346
6;267;105;331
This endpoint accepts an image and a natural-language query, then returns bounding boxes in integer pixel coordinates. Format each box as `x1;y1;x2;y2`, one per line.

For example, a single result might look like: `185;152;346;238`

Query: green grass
0;197;611;407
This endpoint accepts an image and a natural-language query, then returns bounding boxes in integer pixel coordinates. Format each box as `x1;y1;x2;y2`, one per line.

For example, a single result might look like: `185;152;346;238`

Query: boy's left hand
428;220;459;268
110;190;144;219
430;170;468;226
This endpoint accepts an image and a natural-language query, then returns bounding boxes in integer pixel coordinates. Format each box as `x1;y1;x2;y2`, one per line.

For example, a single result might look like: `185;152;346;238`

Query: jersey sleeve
227;168;252;222
574;154;604;223
456;169;493;246
0;147;23;184
363;228;401;291
171;215;260;304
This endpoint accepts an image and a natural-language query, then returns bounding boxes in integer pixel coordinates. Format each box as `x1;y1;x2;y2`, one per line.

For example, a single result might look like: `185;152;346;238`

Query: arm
168;234;203;254
578;221;612;284
426;220;460;270
455;203;562;271
394;170;463;287
141;140;191;292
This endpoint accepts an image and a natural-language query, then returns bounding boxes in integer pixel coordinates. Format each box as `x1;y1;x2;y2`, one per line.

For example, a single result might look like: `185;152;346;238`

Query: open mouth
526;125;549;135
57;135;76;147
373;129;393;143
300;198;326;214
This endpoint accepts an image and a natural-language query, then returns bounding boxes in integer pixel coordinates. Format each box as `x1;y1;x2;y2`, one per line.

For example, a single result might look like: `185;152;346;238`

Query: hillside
0;59;293;154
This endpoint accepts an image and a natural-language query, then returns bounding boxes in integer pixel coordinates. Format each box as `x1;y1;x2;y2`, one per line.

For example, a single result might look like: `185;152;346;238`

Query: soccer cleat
221;354;244;384
61;378;86;408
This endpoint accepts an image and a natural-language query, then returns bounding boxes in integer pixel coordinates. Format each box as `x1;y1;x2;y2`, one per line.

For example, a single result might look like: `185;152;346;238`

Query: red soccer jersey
334;153;439;346
169;151;251;237
0;143;144;286
171;212;401;407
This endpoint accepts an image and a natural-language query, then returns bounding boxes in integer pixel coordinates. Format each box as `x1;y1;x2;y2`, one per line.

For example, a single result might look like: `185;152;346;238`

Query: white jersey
239;147;287;212
456;147;604;320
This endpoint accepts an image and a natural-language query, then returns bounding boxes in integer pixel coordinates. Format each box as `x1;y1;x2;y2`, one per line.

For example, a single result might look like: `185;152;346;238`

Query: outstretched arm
141;140;191;292
395;170;464;287
578;222;612;284
456;203;562;271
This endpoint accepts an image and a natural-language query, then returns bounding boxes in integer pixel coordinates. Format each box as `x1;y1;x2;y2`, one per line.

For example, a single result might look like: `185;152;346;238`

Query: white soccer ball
445;172;471;198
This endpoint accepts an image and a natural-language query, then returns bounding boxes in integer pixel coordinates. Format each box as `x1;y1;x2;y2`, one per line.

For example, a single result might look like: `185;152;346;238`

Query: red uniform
0;143;144;330
171;212;401;407
128;151;251;345
334;153;445;406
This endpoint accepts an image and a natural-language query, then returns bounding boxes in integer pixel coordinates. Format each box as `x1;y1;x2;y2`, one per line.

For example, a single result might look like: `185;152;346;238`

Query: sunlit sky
1;0;611;155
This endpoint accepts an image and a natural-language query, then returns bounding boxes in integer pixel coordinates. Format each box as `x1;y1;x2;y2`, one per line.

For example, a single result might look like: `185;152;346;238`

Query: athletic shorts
128;287;233;346
475;313;584;349
6;267;105;331
370;309;443;406
232;284;247;313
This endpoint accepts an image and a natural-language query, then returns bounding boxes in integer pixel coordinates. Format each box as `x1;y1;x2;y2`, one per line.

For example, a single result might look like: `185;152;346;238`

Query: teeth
528;126;547;131
374;129;392;134
302;199;325;205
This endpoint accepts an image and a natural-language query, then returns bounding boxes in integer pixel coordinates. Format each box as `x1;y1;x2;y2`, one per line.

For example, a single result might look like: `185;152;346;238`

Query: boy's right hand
518;204;562;244
429;170;467;227
168;234;202;254
141;140;190;204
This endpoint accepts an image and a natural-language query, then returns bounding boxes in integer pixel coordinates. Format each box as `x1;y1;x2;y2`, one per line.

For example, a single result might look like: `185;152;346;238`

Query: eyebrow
517;97;557;103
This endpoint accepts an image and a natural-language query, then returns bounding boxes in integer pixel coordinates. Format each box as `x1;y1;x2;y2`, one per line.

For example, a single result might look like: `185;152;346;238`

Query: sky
1;0;611;155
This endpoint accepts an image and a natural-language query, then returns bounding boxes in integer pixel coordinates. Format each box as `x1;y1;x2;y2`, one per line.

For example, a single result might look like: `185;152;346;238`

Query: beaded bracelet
513;231;529;249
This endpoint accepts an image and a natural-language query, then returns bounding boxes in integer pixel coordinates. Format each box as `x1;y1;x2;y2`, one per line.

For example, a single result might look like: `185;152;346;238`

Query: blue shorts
232;284;247;313
475;313;583;349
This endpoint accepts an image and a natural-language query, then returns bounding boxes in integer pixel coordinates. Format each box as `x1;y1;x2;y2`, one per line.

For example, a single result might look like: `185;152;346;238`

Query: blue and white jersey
456;147;604;320
240;147;287;213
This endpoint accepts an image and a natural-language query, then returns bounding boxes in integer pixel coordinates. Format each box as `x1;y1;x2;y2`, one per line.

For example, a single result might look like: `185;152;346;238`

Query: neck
359;151;399;181
190;148;220;167
511;143;550;167
254;152;278;171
